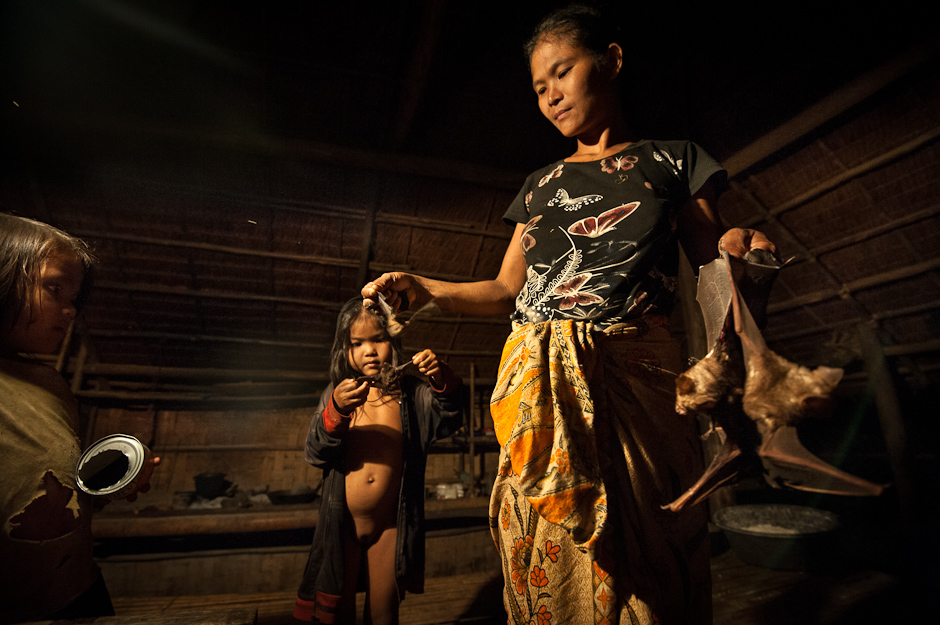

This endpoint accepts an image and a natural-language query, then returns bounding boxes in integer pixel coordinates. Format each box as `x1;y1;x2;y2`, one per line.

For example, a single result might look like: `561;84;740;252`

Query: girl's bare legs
362;525;400;625
339;528;363;624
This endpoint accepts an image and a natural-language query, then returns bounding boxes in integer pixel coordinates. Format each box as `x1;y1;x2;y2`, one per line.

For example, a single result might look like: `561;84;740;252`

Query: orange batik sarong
488;318;712;625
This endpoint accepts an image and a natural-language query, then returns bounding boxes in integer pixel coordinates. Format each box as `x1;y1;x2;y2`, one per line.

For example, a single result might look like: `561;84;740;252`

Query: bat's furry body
665;252;886;512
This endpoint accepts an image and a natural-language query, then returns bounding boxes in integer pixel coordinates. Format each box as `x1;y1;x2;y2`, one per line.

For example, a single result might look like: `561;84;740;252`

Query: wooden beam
724;38;940;177
767;256;940;315
19;111;528;191
87;329;330;350
388;1;446;149
75;389;324;403
736;126;940;229
80;362;326;380
768;299;940;344
93;508;316;538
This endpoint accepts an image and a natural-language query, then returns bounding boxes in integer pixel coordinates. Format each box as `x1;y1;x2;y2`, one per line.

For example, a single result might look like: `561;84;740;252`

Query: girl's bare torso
344;388;404;543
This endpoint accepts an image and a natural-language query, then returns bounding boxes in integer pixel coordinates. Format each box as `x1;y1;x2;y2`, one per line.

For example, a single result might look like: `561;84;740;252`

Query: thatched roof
2;0;938;410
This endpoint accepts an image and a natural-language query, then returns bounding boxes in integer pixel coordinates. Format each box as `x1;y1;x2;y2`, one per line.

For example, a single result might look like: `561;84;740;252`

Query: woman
362;5;775;624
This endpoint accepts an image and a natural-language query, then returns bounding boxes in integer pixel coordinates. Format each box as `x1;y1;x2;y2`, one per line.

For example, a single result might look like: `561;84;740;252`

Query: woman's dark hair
523;3;621;66
0;213;97;334
328;297;403;387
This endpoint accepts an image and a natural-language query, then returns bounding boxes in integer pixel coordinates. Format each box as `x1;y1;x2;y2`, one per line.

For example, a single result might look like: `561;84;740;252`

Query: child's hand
332;378;370;415
412;349;461;392
412;349;441;380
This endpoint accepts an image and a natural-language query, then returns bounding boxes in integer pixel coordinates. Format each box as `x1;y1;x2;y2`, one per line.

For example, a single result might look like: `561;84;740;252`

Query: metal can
75;434;154;500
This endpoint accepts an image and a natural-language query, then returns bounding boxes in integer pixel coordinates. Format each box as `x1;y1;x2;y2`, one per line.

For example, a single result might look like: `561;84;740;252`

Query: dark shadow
458;573;507;624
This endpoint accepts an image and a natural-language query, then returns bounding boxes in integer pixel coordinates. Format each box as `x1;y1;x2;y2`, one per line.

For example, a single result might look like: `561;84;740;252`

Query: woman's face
3;250;84;355
530;36;619;139
347;313;392;376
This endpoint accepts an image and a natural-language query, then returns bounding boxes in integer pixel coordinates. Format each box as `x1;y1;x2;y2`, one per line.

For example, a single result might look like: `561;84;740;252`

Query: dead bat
356;361;420;390
670;314;759;511
729;256;886;497
371;292;441;337
665;251;886;512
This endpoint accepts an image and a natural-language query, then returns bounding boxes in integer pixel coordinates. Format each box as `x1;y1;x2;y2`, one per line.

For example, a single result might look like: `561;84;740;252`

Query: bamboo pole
767;257;940;316
92;508;317;537
358;198;378;287
724;39;940;177
858;324;914;519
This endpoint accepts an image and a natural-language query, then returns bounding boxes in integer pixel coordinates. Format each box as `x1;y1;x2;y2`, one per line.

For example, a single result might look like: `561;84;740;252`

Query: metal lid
75;434;146;496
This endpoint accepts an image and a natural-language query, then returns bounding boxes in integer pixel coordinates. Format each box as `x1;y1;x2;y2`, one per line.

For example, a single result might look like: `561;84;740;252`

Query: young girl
295;298;464;625
0;213;158;623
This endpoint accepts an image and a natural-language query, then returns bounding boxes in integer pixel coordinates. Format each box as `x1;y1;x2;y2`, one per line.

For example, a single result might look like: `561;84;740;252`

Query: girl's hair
0;213;97;334
523;3;621;67
329;297;403;387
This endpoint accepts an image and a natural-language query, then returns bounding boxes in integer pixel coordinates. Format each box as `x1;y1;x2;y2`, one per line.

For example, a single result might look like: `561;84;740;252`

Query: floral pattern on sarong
490;319;606;554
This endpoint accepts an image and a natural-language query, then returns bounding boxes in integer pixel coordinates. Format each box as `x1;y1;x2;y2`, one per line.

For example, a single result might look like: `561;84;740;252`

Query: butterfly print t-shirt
503;140;725;328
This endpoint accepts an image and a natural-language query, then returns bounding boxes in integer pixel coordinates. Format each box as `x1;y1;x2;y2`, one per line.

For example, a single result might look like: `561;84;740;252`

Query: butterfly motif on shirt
600;154;638;174
548;188;603;212
552;272;604;310
653;151;682;177
520;215;542;252
538;164;564;187
567;202;640;238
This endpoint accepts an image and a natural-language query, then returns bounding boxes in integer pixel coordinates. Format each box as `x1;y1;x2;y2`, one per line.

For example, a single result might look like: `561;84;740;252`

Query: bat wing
663;431;744;512
758;424;888;496
724;250;770;361
374;293;440;337
697;250;781;352
696;256;735;351
664;390;761;512
729;249;783;330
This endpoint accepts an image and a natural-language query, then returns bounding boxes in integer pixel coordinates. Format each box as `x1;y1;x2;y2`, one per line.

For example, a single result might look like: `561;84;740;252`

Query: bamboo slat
106;552;903;625
24;607;257;625
93;507;317;537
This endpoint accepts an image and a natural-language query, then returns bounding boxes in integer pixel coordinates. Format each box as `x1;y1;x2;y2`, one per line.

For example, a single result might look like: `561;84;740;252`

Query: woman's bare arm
677;179;778;271
362;222;528;317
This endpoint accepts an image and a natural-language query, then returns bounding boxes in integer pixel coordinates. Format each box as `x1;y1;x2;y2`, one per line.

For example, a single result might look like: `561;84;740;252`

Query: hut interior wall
90;406;323;508
90;404;498;512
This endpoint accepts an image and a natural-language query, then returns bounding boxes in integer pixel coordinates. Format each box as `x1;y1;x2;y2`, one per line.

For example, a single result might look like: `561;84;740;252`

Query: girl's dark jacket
295;376;465;619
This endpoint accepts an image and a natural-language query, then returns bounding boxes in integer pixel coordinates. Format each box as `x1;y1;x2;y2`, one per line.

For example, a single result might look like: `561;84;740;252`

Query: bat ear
676;374;695;394
813;365;844;388
800;395;834;417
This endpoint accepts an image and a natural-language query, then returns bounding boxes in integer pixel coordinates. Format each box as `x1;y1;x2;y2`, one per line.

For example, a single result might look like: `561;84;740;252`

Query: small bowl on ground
714;503;841;571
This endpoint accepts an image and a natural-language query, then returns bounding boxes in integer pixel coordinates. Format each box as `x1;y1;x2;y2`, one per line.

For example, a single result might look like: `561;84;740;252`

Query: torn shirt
0;355;98;624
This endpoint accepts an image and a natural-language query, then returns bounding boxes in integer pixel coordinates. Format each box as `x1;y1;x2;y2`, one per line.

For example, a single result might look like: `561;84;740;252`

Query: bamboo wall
90;405;323;508
89;399;501;597
89;399;498;512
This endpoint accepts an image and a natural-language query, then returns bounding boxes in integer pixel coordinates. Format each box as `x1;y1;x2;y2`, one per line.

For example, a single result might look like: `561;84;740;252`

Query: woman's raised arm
362;222;528;317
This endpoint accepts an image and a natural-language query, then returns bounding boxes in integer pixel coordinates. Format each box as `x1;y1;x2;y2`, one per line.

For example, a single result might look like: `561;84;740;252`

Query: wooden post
858;323;914;519
357;200;378;288
469;362;477;495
